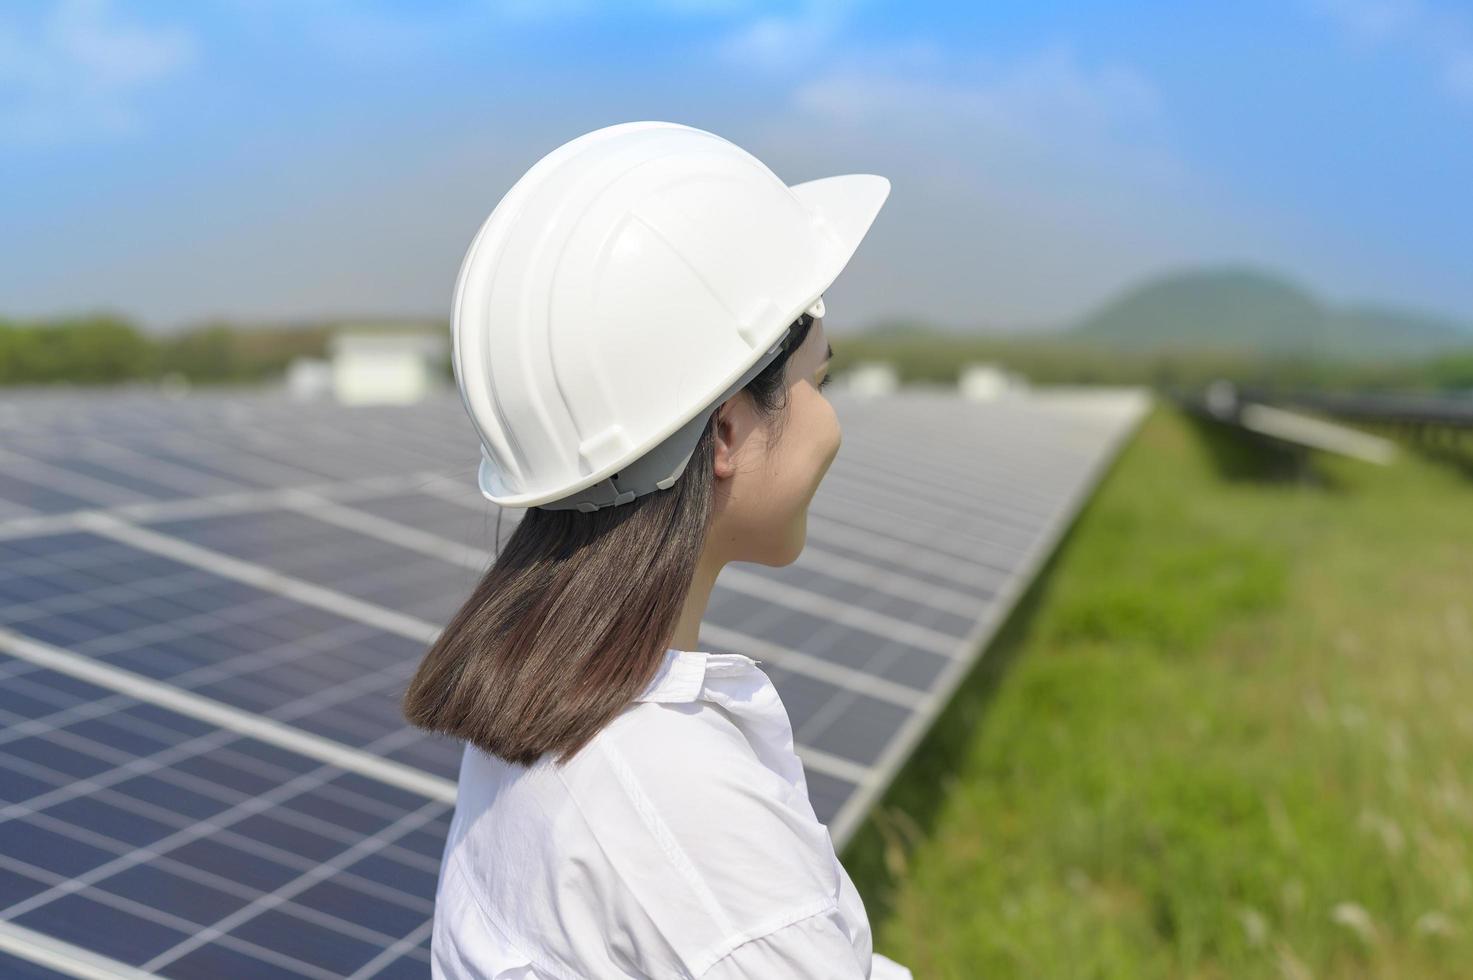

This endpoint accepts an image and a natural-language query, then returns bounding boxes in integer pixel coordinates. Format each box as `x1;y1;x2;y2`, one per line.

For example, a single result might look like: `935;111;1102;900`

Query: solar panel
0;531;461;782
0;653;449;978
0;383;1150;975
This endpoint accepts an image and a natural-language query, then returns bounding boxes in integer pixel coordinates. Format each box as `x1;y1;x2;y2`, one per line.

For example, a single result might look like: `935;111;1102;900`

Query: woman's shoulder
447;702;847;977
592;698;818;831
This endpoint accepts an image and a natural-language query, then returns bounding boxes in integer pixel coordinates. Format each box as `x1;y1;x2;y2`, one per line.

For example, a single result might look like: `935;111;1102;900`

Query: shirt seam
446;847;583;980
545;739;737;975
692;898;845;978
589;737;740;934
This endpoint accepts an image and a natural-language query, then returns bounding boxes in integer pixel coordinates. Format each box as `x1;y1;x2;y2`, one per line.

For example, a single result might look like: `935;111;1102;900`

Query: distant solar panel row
0;385;1151;977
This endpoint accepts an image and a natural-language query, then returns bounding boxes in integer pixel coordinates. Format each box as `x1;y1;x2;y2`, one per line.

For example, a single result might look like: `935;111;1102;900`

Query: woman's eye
818;374;832;390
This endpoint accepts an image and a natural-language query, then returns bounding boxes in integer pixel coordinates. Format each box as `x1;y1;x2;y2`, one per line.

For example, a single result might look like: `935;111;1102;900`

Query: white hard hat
452;120;890;512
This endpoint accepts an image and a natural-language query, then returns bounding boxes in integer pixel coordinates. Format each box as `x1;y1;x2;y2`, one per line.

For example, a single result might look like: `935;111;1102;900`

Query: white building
844;361;901;396
328;328;449;405
959;361;1029;401
285;357;333;401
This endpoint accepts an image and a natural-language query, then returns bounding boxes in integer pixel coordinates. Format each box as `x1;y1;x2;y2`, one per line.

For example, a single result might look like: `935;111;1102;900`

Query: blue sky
2;0;1471;334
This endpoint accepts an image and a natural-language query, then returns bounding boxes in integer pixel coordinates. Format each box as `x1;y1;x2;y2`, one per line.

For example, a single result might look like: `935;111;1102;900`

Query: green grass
842;402;1473;979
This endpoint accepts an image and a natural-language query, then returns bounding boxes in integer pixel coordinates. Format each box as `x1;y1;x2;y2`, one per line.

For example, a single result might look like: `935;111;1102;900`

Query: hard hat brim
788;173;891;298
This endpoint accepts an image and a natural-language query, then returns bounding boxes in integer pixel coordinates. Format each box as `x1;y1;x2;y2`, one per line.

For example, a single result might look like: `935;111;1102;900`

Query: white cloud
239;0;763;63
501;0;760;18
791;41;1170;170
0;0;196;146
1311;0;1473;104
712;4;1179;190
1448;48;1473;98
713;0;859;70
1311;0;1417;43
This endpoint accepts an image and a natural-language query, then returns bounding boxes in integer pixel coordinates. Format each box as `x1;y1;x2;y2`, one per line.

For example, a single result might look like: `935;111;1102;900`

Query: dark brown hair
402;312;817;767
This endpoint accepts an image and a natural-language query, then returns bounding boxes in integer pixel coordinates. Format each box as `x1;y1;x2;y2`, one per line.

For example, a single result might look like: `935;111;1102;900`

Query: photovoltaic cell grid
0;531;460;782
0;652;448;978
0;383;1151;976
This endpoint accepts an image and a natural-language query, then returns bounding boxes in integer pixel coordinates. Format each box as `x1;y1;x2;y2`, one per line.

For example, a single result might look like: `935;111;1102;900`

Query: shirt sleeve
697;905;916;979
871;952;916;980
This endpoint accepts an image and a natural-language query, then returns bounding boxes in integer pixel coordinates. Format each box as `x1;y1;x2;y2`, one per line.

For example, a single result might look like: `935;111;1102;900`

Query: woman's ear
711;396;747;482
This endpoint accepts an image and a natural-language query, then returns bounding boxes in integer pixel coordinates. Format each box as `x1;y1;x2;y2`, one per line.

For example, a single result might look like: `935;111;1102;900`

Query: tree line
0;315;452;386
2;312;1470;394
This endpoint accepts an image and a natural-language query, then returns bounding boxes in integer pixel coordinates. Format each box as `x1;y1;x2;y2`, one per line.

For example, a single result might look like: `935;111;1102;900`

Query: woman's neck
671;549;724;651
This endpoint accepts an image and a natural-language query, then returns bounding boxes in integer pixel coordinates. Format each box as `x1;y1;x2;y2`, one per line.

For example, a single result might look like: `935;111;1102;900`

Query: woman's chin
779;513;808;566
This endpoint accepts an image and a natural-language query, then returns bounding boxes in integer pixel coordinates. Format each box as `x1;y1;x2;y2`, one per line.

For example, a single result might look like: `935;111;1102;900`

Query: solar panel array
0;382;1151;977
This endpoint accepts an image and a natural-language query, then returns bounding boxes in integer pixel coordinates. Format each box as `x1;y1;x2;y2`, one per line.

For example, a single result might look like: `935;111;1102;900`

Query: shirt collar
634;648;763;703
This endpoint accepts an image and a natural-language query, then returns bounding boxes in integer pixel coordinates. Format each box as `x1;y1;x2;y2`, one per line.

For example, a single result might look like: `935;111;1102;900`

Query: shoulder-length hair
402;311;817;767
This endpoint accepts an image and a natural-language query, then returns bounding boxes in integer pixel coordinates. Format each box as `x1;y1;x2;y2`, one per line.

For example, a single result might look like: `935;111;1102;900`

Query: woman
405;120;913;979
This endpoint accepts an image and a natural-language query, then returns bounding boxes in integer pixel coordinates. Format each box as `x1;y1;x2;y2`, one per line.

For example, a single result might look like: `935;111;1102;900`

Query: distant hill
1067;266;1473;360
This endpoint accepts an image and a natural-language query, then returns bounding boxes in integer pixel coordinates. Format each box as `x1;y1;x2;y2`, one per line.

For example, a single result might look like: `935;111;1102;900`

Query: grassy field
842;401;1473;979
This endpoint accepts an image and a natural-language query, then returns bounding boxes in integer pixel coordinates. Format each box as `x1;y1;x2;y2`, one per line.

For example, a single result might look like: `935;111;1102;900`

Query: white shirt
431;647;915;979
